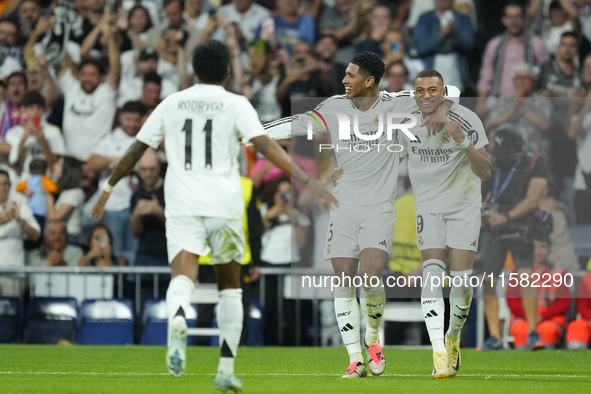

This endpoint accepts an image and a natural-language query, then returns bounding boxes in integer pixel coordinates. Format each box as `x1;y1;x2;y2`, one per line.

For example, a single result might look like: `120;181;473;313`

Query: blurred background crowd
0;0;590;347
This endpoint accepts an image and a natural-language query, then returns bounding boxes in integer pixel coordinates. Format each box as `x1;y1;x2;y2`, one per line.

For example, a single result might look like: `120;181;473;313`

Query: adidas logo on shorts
378;240;387;247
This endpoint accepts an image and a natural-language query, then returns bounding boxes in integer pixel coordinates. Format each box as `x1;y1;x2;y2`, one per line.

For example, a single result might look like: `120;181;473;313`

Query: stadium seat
248;298;263;346
0;297;21;343
569;224;591;268
78;299;134;345
24;297;78;344
141;299;197;345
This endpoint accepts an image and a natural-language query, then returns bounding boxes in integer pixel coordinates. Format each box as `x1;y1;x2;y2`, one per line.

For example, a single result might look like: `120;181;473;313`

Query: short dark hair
22;90;45;108
504;1;525;16
0;169;9;183
78;57;107;76
386;61;409;78
350;51;386;85
120;100;146;115
7;71;27;86
143;72;162;86
561;31;579;42
0;17;19;34
316;33;338;46
192;40;230;84
29;159;47;175
163;0;183;9
57;156;83;191
415;69;445;85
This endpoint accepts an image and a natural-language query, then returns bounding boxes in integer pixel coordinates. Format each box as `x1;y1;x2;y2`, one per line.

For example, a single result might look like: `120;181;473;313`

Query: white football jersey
397;104;488;215
136;84;266;219
262;88;460;206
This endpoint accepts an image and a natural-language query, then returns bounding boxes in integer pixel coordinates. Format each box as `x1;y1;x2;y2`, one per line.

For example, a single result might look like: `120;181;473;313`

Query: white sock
421;259;446;353
217;288;243;376
360;281;385;345
166;275;194;345
447;269;474;339
334;287;363;363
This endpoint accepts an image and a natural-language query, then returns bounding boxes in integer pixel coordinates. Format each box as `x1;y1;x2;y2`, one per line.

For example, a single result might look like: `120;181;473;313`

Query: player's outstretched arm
250;135;338;210
91;140;149;220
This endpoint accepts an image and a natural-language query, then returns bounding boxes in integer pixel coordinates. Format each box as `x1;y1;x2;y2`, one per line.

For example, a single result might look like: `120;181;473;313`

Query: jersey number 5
181;118;213;170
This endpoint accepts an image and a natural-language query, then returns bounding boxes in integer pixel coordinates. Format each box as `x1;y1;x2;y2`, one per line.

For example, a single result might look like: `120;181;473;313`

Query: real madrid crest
418;236;424;246
374;114;379;126
441;131;451;144
326;244;331;254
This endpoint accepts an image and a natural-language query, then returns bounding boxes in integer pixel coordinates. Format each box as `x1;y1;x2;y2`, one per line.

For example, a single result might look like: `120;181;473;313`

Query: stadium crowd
0;0;590;349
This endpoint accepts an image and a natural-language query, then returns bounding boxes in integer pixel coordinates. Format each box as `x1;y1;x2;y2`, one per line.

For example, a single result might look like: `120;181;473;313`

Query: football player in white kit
91;40;336;393
396;70;491;378
262;52;459;378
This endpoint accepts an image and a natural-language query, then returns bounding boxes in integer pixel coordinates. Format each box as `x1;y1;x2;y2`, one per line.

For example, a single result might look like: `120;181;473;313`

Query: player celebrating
91;40;336;393
397;70;491;378
262;52;458;378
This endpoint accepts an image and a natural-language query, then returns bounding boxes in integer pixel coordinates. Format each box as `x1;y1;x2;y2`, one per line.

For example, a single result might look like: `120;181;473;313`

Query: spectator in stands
78;224;127;266
130;149;166;266
315;0;359;43
212;0;271;46
69;0;110;45
121;0;162;29
477;1;550;111
44;156;84;244
0;169;39;296
539;180;580;273
184;0;210;33
0;72;27;139
79;164;100;237
0;18;23;64
275;40;333;117
507;239;571;349
384;60;412;93
24;67;59;115
355;5;393;58
145;0;201;55
251;137;317;194
17;1;40;40
381;29;425;82
485;64;552;158
139;72;162;111
238;44;282;123
566;270;591;349
119;5;153;50
27;220;84;266
315;33;346;95
529;0;580;57
406;0;477;31
538;32;584;219
539;32;585;97
584;53;591;88
4;91;64;182
255;0;315;55
413;0;474;91
87;101;145;253
567;88;591;223
119;48;178;107
259;177;310;345
55;23;120;162
81;12;132;58
572;0;591;44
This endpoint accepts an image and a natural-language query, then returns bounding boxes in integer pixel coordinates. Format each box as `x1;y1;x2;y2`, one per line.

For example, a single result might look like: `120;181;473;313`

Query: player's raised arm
250;135;338;210
446;121;491;181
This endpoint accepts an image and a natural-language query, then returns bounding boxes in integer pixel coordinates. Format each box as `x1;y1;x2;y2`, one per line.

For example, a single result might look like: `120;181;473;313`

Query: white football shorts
324;201;395;260
166;216;245;265
415;204;481;252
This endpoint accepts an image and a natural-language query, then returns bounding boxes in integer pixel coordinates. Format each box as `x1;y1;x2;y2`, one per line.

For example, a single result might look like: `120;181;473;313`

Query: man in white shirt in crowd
0;169;39;296
140;72;162;112
5;90;64;182
54;21;120;162
118;47;178;107
86;101;146;253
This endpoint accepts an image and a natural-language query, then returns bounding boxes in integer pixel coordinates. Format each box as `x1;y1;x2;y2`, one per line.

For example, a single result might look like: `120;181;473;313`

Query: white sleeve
47;127;65;156
5;127;21;165
235;97;267;143
396;130;409;159
58;69;78;94
136;102;166;149
19;201;41;235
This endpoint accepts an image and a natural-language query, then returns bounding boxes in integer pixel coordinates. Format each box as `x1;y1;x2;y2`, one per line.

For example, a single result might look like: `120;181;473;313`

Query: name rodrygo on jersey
136;84;266;220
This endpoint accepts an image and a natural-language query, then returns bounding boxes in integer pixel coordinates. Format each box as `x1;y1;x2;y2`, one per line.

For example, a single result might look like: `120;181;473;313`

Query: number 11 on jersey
181;118;213;170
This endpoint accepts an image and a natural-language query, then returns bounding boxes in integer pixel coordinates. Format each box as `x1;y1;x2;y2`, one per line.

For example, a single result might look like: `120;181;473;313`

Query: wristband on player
302;175;312;187
504;212;512;222
102;180;114;193
459;137;471;149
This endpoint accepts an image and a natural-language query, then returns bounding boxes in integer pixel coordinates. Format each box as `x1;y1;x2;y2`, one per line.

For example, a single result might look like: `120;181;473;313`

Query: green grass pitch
1;346;590;393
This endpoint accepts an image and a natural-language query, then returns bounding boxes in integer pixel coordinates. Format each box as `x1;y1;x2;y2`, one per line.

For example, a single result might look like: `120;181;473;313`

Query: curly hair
192;40;230;84
351;51;386;85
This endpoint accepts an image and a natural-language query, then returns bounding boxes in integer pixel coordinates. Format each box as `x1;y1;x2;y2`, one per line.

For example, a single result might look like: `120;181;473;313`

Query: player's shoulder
448;105;483;132
385;89;414;98
44;123;62;136
314;94;349;110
